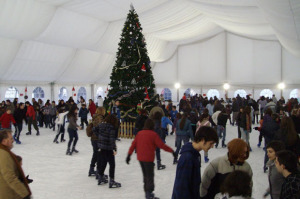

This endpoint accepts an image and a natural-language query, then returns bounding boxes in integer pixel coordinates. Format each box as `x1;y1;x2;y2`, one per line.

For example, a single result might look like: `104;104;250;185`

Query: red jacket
128;130;173;162
0;112;16;128
26;105;36;120
89;102;96;117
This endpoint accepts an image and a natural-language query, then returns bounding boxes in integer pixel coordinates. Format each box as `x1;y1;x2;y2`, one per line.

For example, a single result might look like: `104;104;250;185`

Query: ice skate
98;175;108;185
88;167;96;176
109;178;121;188
26;132;31;135
66;148;72;155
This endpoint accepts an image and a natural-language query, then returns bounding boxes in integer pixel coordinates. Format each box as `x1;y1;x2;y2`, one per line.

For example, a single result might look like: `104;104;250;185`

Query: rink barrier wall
119;122;135;139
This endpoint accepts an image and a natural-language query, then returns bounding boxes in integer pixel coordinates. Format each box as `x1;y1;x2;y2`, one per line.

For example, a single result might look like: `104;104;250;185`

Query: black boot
109;178;121;188
88;167;96;176
98;175;108;185
222;141;227;148
72;147;79;153
146;192;160;199
36;131;40;136
53;139;59;144
26;132;31;135
157;161;166;170
66;148;71;155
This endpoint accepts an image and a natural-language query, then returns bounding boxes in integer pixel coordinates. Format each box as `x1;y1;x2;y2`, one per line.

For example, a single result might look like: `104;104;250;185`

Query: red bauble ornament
144;87;148;94
72;87;75;92
136;22;139;28
141;63;146;72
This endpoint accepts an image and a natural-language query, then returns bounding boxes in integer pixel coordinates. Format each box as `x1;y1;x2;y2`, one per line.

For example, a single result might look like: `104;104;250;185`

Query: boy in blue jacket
79;104;89;130
172;126;218;199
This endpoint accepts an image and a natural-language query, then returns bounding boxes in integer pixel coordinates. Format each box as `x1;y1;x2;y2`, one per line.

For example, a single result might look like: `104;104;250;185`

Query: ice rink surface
12;123;270;199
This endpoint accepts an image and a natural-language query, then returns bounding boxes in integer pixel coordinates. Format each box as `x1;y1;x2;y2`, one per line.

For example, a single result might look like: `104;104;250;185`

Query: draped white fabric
0;0;299;84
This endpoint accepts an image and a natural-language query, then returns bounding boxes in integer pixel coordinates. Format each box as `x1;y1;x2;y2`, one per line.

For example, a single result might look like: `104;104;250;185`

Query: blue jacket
161;116;173;129
170;110;178;120
79;107;89;119
172;142;201;199
176;118;193;139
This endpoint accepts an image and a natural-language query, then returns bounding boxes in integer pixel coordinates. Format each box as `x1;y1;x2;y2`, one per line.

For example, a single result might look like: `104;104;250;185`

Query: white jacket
55;111;68;125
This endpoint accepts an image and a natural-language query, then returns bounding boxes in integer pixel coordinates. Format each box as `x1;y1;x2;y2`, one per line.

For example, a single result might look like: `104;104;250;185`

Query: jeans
175;135;189;156
15;123;23;140
241;128;250;145
67;128;78;149
98;149;115;179
217;125;226;144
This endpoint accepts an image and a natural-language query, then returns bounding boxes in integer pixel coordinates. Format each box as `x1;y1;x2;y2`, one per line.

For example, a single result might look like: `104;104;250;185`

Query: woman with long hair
93;114;121;188
240;106;252;150
173;113;193;164
88;107;106;177
66;106;82;155
274;116;299;156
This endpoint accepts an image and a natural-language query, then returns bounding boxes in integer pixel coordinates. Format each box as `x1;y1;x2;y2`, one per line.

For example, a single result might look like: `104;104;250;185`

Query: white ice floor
12;123;270;199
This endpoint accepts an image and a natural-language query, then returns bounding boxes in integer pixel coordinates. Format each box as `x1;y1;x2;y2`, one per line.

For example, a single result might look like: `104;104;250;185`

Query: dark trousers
67;128;78;149
15;123;23;140
50;115;56;130
44;115;51;128
98;149;115;178
90;140;98;168
28;117;39;132
140;161;155;193
80;118;88;128
54;124;65;142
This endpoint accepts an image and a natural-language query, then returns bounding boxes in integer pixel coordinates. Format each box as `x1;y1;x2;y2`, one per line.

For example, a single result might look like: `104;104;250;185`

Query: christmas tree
105;4;157;121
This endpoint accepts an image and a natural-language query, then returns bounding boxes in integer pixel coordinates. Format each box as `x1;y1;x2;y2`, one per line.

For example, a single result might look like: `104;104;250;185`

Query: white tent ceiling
0;0;299;84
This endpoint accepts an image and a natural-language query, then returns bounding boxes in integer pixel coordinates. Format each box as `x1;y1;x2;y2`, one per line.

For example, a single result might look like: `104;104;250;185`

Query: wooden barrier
118;122;135;139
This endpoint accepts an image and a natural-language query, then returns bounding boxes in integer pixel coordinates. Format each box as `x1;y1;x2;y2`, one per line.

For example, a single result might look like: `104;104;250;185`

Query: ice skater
66;107;82;155
53;107;68;144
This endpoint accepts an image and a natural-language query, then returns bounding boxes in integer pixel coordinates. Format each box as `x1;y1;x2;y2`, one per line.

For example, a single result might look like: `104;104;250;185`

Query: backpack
86;122;93;137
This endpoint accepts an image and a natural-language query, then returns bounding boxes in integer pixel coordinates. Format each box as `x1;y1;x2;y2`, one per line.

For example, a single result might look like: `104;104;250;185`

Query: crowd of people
1;93;300;199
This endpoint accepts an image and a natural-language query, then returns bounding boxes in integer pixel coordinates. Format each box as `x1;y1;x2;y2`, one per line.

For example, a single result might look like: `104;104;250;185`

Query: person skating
172;126;218;199
200;138;253;199
0;108;16;130
13;103;26;144
79;104;89;130
275;150;300;199
53;108;68;144
25;101;39;136
126;119;176;199
66;107;82;155
93;114;121;188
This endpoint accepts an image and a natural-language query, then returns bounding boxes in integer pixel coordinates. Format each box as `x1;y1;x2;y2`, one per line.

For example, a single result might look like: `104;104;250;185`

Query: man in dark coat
172;126;218;199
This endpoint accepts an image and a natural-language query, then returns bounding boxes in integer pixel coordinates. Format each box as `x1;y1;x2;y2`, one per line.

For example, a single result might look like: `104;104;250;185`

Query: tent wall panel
178;33;226;85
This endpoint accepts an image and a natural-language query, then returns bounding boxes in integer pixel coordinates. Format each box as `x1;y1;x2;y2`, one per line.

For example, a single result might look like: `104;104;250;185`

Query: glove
26;175;33;184
126;154;131;164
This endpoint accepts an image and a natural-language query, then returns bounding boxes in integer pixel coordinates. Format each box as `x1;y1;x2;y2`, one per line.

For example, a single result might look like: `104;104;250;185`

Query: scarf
0;144;31;196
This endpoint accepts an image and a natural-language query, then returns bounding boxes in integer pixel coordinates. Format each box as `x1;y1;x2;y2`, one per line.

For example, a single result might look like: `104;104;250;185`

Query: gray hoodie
267;159;285;199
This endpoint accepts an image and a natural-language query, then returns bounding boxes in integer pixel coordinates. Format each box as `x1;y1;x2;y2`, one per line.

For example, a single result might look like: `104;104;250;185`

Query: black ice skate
157;163;166;170
109;178;121;188
26;132;31;135
72;147;79;153
88;167;96;176
98;175;108;185
66;148;72;155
